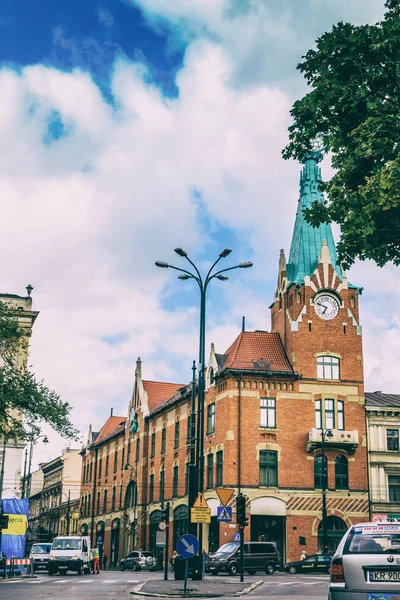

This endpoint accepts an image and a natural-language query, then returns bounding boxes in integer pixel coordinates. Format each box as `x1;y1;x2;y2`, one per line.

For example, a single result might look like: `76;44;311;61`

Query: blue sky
0;0;395;462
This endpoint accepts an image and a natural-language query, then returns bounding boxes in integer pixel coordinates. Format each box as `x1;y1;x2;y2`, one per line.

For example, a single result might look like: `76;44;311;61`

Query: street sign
234;533;240;541
158;521;167;531
193;493;209;508
156;531;166;547
191;507;211;523
216;488;235;506
217;506;232;522
177;534;199;559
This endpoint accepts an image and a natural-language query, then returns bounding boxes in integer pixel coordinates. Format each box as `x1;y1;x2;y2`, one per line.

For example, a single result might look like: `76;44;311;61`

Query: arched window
335;455;348;490
124;481;137;509
279;293;282;310
318;516;347;554
208;367;214;387
314;454;327;489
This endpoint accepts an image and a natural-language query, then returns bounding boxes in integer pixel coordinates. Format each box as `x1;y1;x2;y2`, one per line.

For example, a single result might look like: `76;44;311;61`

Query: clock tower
271;151;363;383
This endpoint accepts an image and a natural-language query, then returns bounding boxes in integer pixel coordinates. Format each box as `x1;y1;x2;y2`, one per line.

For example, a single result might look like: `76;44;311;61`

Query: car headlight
72;554;80;560
49;554;55;560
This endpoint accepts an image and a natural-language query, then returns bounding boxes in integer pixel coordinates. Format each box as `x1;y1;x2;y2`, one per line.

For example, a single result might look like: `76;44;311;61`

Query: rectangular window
315;399;343;430
98;458;102;479
119;484;123;510
207;403;216;434
259;450;278;486
151;433;156;458
160;469;165;503
105;455;109;476
87;494;91;516
325;399;335;429
127;441;131;466
149;474;154;503
315;400;322;429
173;466;179;497
387;430;399;451
161;428;166;454
337;401;345;430
260;398;276;428
216;451;223;487
317;356;340;380
97;491;100;514
185;464;189;495
136;437;140;462
111;486;116;512
89;462;93;481
103;489;107;514
174;422;180;449
207;454;214;489
114;450;118;473
121;448;125;471
389;476;400;501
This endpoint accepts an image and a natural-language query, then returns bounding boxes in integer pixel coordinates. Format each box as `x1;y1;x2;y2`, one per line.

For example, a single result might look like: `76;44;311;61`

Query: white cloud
1;0;397;467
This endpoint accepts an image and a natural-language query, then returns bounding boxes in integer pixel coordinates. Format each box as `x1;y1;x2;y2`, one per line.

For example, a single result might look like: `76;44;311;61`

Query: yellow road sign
193;493;209;508
216;488;235;506
191;507;211;523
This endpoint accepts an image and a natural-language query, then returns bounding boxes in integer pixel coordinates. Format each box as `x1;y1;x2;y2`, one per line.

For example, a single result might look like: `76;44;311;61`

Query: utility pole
21;449;28;499
66;490;71;535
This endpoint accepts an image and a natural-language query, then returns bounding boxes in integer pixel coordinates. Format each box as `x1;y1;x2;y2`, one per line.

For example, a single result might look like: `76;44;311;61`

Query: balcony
307;428;359;455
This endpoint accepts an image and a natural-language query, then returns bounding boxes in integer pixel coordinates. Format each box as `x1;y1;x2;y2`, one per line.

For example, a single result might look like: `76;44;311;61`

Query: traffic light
160;502;170;523
0;514;9;529
236;494;246;525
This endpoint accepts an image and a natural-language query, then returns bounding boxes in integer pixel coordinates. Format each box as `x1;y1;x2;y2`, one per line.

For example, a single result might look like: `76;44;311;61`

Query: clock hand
322;304;328;314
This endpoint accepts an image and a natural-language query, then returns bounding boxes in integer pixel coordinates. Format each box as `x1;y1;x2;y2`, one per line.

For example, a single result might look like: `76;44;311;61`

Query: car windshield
213;543;239;556
346;524;400;554
142;552;153;558
31;545;50;554
52;538;81;551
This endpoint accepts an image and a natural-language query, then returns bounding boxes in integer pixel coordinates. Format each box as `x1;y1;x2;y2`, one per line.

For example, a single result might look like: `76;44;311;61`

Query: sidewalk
131;577;264;598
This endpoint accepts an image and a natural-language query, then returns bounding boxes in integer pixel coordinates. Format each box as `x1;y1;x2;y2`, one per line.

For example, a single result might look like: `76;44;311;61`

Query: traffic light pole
163;502;170;581
240;526;244;583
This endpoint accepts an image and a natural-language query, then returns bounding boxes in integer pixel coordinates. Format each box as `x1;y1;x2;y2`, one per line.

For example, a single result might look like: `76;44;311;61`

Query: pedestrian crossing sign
217;506;232;522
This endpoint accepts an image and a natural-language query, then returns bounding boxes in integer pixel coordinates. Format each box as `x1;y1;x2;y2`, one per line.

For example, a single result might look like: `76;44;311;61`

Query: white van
48;536;92;575
29;543;52;573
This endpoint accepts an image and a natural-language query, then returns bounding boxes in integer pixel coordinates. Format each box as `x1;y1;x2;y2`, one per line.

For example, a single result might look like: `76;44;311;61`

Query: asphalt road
0;570;329;600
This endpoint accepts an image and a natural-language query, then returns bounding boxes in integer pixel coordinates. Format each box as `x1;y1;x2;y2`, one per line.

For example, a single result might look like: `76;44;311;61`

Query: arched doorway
111;518;120;567
96;521;105;559
124;481;138;552
173;505;188;549
81;523;89;536
149;510;164;568
318;516;347;554
250;497;286;563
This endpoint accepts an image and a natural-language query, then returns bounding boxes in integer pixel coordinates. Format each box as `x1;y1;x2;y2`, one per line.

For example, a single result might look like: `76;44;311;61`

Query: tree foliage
283;0;400;269
0;300;78;442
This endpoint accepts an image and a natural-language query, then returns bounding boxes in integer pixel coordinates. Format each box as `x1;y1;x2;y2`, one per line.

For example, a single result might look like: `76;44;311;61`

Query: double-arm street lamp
156;247;253;577
22;433;49;499
320;429;334;554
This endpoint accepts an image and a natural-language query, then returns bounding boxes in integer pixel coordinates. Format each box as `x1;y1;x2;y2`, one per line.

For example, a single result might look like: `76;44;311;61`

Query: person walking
170;551;177;572
102;553;108;571
93;546;100;574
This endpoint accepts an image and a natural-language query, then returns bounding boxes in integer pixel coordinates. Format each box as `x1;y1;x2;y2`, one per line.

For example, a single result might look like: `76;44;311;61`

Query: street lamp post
25;433;49;498
156;248;253;579
60;491;71;535
320;429;333;554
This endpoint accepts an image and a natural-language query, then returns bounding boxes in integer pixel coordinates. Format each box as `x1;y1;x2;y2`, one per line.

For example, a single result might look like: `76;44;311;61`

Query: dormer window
317;356;340;380
208;367;214;387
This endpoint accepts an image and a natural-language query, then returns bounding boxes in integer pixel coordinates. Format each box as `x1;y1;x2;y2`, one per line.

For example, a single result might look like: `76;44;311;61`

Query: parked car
208;541;280;576
283;553;332;574
329;521;400;600
29;543;52;573
119;551;156;572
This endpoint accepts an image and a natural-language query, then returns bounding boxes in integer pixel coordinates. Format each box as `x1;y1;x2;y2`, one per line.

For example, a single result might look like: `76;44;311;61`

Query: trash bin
174;556;185;580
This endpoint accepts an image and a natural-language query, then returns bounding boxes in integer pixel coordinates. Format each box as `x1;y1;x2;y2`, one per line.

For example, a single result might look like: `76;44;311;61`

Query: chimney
110;407;113;416
242;316;245;332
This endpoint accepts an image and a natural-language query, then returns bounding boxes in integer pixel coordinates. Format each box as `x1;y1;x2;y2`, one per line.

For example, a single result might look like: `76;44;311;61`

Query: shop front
250;497;286;563
110;518;120;568
96;521;105;558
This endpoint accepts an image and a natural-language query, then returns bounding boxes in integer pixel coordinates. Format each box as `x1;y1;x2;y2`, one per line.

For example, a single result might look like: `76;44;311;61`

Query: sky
0;0;396;467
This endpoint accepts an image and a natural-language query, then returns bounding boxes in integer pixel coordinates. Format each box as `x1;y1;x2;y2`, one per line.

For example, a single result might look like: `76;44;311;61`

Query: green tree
0;300;78;442
283;0;400;269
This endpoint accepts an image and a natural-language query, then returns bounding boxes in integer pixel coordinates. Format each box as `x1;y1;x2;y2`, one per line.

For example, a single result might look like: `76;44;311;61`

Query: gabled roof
365;391;400;408
287;152;342;285
219;331;294;374
143;380;185;412
94;415;126;446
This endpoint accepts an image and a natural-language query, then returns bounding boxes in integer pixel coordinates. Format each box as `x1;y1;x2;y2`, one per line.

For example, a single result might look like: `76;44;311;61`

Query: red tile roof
143;380;185;412
221;331;294;373
94;415;126;446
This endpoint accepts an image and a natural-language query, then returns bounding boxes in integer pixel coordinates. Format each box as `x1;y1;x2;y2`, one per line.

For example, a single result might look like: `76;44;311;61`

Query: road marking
29;579;51;584
77;579;95;583
102;580;117;583
126;580;140;583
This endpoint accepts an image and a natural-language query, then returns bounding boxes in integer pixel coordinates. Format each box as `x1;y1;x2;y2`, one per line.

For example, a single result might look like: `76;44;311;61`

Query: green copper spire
287;152;342;285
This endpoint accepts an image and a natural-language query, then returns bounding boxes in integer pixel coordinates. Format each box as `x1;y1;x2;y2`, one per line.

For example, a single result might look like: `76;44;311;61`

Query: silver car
329;521;400;600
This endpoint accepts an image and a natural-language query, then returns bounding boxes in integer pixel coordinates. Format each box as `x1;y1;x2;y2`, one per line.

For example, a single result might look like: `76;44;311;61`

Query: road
0;570;329;600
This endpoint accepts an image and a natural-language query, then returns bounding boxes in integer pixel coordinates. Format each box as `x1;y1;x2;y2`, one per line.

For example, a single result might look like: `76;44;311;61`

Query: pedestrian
170;551;177;572
92;546;100;574
300;550;308;561
102;553;108;570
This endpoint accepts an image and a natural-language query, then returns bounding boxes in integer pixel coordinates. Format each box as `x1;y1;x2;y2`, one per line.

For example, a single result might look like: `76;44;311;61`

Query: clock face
314;294;339;320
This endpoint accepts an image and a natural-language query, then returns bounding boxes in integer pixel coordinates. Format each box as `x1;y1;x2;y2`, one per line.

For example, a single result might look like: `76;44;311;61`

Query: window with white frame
317;356;340;380
315;399;345;430
207;403;216;434
389;476;400;501
260;398;276;428
387;430;399;451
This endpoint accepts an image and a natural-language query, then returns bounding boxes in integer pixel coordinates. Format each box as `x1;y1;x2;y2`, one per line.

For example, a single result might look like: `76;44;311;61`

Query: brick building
80;152;369;564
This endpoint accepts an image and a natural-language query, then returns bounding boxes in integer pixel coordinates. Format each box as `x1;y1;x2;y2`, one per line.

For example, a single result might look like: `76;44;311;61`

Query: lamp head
216;274;229;281
239;261;253;269
174;247;188;257
326;430;334;439
219;248;232;258
155;261;169;268
178;274;191;280
43;436;49;444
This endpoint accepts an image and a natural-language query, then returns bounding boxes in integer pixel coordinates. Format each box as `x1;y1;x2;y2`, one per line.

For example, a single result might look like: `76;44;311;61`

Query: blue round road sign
176;534;199;559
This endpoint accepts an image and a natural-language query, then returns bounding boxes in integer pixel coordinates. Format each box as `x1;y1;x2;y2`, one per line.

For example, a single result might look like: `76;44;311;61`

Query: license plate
370;571;400;581
368;595;400;600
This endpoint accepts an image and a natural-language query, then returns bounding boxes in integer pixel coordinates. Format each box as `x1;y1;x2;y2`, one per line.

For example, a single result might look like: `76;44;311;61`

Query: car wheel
229;563;239;576
288;566;297;575
145;557;155;568
120;562;125;571
265;563;275;575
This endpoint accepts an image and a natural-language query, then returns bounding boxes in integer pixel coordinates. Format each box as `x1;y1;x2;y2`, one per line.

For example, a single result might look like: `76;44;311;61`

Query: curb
130;578;264;598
